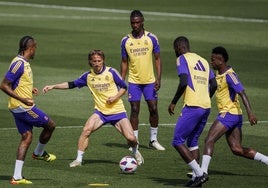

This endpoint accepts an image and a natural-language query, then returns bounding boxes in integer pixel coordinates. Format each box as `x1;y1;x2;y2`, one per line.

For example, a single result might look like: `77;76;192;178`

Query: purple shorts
216;112;243;130
11;106;50;134
94;110;128;125
128;82;157;102
172;106;210;147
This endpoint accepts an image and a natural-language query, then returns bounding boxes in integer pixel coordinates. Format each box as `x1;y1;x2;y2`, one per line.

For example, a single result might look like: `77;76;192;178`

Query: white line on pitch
0;1;267;23
1;121;268;130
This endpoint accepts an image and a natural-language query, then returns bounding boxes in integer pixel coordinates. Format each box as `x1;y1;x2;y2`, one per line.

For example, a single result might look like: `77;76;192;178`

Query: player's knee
131;108;139;115
21;131;33;145
230;146;243;156
148;103;157;114
45;120;56;132
82;127;92;137
204;136;215;146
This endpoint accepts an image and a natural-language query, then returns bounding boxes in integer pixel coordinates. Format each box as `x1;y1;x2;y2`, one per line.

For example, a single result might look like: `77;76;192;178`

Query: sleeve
73;72;89;88
176;55;188;76
109;68;127;89
148;33;160;54
121;36;129;59
5;60;24;82
209;69;215;80
226;72;244;93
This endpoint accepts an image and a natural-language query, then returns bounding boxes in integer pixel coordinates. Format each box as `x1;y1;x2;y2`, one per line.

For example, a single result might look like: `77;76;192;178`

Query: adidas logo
194;60;206;71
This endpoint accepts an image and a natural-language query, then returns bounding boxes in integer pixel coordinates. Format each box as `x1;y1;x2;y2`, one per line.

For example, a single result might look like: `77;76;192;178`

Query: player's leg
129;101;140;131
201;119;227;174
186;109;210;182
15;131;33;174
115;118;137;146
128;83;142;142
144;83;165;150
226;127;268;164
70;113;103;167
30;106;56;162
226;127;250;157
147;100;165;150
173;106;208;187
115;118;144;165
10;112;33;184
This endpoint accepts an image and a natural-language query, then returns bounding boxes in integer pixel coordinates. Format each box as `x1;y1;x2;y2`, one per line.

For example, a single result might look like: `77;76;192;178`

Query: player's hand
42;85;54;93
154;80;161;91
248;113;257;126
106;96;116;104
32;87;39;96
168;103;175;115
22;98;34;106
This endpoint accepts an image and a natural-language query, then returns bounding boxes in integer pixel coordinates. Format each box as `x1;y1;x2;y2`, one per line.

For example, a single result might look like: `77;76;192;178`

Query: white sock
34;142;46;156
133;130;139;141
13;160;24;180
76;150;84;162
188;160;203;177
132;146;137;155
150;127;158;141
201;155;211;174
254;152;268;165
191;171;196;181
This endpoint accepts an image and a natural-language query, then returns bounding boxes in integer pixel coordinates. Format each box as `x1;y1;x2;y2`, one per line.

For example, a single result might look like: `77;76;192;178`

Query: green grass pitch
0;0;268;187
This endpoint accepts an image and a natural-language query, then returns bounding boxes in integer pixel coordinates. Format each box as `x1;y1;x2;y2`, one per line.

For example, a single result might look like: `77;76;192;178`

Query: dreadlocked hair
18;36;34;55
130;10;144;19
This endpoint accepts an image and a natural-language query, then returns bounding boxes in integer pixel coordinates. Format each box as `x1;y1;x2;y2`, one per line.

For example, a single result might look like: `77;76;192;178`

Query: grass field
1;0;268;187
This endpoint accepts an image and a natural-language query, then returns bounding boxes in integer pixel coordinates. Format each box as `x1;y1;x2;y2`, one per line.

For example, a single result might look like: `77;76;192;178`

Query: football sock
254;152;268;165
34;142;46;156
191;171;196;181
13;160;24;180
132;146;137;155
201;155;211;174
150;127;158;141
133;130;139;141
76;150;84;162
188;160;203;177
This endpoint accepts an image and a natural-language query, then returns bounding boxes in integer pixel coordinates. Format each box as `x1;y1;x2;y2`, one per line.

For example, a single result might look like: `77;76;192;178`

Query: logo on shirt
194;60;206;71
144;40;148;45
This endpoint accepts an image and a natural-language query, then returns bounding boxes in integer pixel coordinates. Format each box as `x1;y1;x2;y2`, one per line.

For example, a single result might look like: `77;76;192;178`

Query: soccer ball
119;156;138;173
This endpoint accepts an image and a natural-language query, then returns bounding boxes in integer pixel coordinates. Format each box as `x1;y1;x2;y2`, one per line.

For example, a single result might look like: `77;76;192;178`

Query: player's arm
0;77;34;106
238;90;257;126
107;87;126;105
120;57;128;81
209;69;217;98
107;68;127;104
209;77;217;98
168;73;187;115
227;72;257;126
43;82;73;93
120;39;129;80
43;72;88;93
154;52;162;91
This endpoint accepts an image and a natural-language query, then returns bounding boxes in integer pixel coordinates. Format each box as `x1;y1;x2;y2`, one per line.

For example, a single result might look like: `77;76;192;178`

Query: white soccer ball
119;156;138;173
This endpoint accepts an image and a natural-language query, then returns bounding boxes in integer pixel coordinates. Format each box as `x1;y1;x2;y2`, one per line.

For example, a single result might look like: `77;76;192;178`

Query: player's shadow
0;175;51;182
0;175;11;180
149;177;186;187
83;159;117;165
104;142;149;149
209;169;267;177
